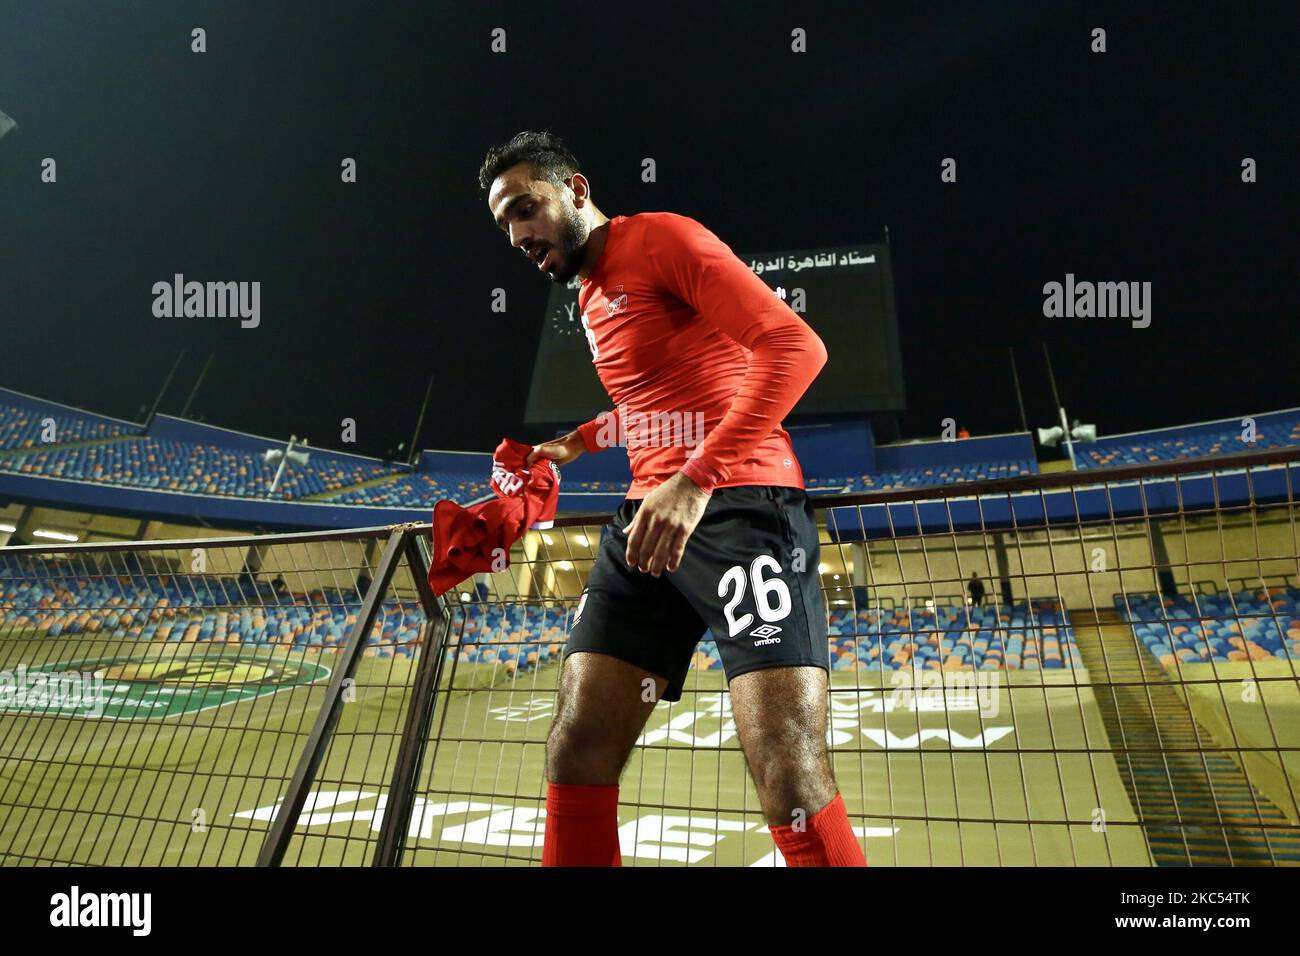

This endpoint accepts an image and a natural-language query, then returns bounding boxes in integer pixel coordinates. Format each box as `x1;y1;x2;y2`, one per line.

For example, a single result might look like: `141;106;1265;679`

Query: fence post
256;526;410;867
370;531;453;866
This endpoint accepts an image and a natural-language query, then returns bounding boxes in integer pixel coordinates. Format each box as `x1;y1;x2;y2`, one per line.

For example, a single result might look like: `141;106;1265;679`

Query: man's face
488;163;589;284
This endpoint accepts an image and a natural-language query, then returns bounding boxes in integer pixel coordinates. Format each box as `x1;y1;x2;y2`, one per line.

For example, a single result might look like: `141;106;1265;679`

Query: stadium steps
0;434;137;459
1072;608;1300;866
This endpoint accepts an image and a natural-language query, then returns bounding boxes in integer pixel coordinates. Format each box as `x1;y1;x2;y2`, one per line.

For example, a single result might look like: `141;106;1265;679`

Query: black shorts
564;485;830;701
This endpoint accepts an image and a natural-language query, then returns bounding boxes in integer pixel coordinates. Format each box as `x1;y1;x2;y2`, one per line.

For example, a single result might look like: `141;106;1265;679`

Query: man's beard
547;206;588;283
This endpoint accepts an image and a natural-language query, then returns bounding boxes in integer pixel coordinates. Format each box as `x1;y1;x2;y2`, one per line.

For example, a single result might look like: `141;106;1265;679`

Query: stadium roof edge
148;414;410;468
0;468;427;512
1093;405;1300;442
418;447;495;457
0;384;143;429
3;384;509;467
876;429;1034;449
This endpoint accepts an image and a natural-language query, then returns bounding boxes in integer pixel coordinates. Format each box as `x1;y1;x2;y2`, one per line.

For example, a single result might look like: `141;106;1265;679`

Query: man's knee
729;666;837;820
545;653;659;784
745;738;832;792
546;710;633;784
746;746;837;823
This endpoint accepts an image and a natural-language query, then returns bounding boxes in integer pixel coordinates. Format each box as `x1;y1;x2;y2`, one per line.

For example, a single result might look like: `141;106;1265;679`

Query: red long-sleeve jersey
573;213;828;498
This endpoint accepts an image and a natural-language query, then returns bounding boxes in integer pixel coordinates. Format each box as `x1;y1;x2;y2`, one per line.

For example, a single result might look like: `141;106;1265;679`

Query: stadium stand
0;398;142;450
4;386;1298;515
319;463;1040;508
1079;409;1300;469
806;460;1037;494
320;471;492;507
0;549;1076;674
0;436;401;500
1115;584;1300;668
824;600;1079;671
0;553;424;657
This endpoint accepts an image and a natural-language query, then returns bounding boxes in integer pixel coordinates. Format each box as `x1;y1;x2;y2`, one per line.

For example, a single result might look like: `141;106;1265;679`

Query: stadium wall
556;417;875;485
417;448;495;475
552;443;633;484
788;419;876;475
874;431;1035;470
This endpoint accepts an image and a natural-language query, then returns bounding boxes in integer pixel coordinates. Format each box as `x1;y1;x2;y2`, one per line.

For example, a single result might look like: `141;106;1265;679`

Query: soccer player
479;131;866;867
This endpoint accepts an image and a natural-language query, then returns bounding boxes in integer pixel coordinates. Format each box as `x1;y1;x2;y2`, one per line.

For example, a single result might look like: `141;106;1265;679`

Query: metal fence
2;448;1298;866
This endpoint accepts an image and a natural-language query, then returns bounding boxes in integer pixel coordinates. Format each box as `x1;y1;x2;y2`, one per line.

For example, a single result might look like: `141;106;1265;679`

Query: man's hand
526;431;586;467
624;472;711;577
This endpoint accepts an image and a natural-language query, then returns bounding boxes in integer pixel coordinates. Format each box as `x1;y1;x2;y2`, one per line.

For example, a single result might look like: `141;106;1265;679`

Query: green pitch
0;630;1154;866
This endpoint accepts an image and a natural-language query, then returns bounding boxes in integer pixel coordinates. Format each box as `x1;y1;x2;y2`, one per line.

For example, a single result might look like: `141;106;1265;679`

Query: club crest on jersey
605;285;627;316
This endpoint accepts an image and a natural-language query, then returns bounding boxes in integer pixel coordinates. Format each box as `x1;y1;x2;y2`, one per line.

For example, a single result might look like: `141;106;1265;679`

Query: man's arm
576;407;621;453
526;430;587;468
526;408;619;468
646;214;828;494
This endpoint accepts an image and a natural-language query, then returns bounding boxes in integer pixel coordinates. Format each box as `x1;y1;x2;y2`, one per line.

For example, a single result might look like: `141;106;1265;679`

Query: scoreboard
524;241;906;424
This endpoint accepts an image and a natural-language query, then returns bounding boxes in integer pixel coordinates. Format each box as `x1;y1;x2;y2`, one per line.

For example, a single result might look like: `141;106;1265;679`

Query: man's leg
730;665;867;866
542;651;668;866
547;650;666;783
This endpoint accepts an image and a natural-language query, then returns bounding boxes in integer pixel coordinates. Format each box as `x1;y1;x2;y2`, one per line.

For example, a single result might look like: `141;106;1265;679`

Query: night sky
1;1;1296;462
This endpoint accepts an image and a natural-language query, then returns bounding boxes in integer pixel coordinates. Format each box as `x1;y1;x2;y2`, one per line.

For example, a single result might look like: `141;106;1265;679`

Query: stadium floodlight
1036;408;1096;467
0;523;16;534
264;436;311;495
33;529;79;542
1038;421;1097;447
263;447;311;466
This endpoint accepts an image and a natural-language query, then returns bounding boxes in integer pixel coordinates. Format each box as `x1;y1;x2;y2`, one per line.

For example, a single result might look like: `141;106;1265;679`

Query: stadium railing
1;447;1297;866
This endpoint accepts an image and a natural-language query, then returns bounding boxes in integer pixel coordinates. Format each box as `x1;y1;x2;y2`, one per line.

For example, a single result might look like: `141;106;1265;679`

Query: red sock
770;792;867;867
542;782;623;866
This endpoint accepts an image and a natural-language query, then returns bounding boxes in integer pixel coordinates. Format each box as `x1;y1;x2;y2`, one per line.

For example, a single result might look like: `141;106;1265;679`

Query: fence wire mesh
0;528;426;865
2;450;1298;866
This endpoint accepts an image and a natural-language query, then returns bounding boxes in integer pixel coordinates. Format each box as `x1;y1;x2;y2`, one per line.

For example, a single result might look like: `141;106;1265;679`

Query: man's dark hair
478;130;581;194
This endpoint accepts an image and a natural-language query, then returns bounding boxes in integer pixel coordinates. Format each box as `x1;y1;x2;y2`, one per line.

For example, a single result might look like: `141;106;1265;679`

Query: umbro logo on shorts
573;590;589;625
749;623;783;645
